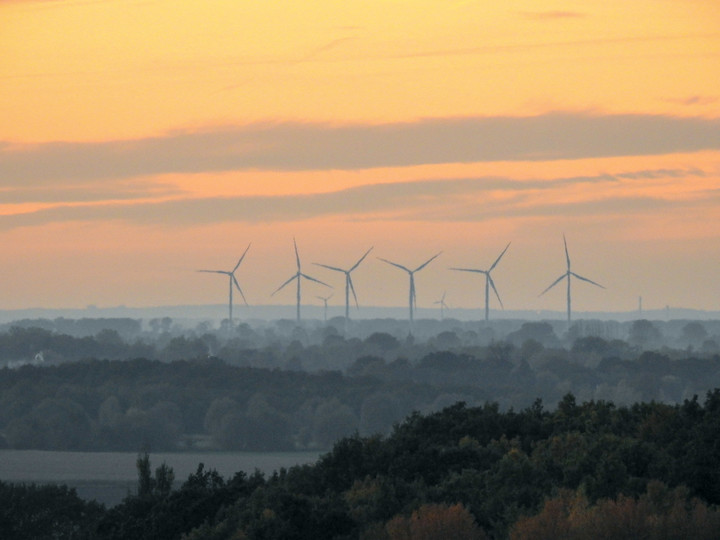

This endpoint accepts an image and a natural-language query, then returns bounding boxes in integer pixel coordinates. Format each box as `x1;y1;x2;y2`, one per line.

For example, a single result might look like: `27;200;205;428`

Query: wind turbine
197;243;251;326
539;235;605;323
272;238;331;322
434;291;449;320
314;247;373;325
316;293;333;323
451;242;510;322
378;252;442;330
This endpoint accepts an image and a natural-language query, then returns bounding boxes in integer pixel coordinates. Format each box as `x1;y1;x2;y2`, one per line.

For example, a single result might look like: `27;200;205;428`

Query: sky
1;0;719;318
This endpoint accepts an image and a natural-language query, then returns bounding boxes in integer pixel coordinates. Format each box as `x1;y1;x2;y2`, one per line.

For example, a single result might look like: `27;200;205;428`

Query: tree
5;397;92;450
365;332;400;352
680;322;708;348
509;482;720;540
628;319;662;349
135;452;175;497
383;503;489;540
0;481;103;540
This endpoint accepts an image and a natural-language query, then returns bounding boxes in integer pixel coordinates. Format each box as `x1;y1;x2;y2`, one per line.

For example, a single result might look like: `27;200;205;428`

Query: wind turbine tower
451;242;510;322
434;291;449;320
314;247;373;329
316;293;333;323
539;235;605;323
197;243;251;326
378;252;442;331
272;238;331;322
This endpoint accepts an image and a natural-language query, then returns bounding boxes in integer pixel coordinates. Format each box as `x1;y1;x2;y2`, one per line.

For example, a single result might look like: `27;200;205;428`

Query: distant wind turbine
272;238;331;322
197;243;251;326
378;252;442;330
451;242;510;322
316;293;333;322
314;247;373;326
434;291;449;320
540;235;605;323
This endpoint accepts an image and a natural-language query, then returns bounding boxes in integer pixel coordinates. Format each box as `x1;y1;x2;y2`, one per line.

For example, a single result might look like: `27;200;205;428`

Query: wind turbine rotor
300;273;331;288
233;243;251;273
293;237;301;270
413;252;442;272
450;267;484;274
563;234;571;269
378;257;411;273
314;263;344;273
540;274;567;296
489;242;511;272
232;275;248;305
348;276;359;308
272;274;298;296
488;275;503;308
570;272;605;289
350;247;374;272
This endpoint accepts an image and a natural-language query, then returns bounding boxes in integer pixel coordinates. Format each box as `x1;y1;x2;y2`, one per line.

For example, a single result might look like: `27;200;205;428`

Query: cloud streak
0;180;179;204
0;168;708;231
1;113;719;186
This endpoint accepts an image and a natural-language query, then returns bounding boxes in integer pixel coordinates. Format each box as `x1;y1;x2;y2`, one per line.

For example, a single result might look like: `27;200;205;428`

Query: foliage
380;503;489;540
3;391;720;538
509;481;720;540
0;481;103;540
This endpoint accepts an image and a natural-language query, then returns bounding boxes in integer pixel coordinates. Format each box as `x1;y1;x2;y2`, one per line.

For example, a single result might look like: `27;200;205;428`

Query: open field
0;449;322;506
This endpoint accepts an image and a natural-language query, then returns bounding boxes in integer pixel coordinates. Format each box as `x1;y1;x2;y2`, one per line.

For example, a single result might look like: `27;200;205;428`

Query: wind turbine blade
489;242;511;271
539;274;567;296
488;275;504;309
349;247;373;272
233;243;251;273
293;237;301;270
232;275;248;305
414;252;442;272
300;273;332;288
271;274;298;296
571;272;605;289
441;291;446;302
378;257;411;273
450;267;485;274
563;234;571;269
313;263;345;273
348;276;359;308
197;270;226;274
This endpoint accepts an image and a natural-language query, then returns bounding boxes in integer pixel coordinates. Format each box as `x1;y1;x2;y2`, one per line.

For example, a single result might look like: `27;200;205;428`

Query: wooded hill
2;392;720;539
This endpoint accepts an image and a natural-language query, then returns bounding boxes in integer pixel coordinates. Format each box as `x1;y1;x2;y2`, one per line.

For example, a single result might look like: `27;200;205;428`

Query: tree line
3;392;720;539
1;326;720;451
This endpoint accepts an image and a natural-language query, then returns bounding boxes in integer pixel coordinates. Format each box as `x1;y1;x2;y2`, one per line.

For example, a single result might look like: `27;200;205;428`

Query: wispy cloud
2;113;719;186
0;168;707;231
0;180;179;204
666;95;718;107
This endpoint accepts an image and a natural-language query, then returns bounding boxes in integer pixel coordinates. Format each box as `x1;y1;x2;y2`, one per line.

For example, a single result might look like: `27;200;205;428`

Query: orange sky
1;0;719;317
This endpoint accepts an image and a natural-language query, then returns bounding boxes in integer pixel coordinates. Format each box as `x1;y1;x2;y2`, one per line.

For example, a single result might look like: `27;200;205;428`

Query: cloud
0;180;180;204
666;95;718;107
1;113;719;186
0;168;707;231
